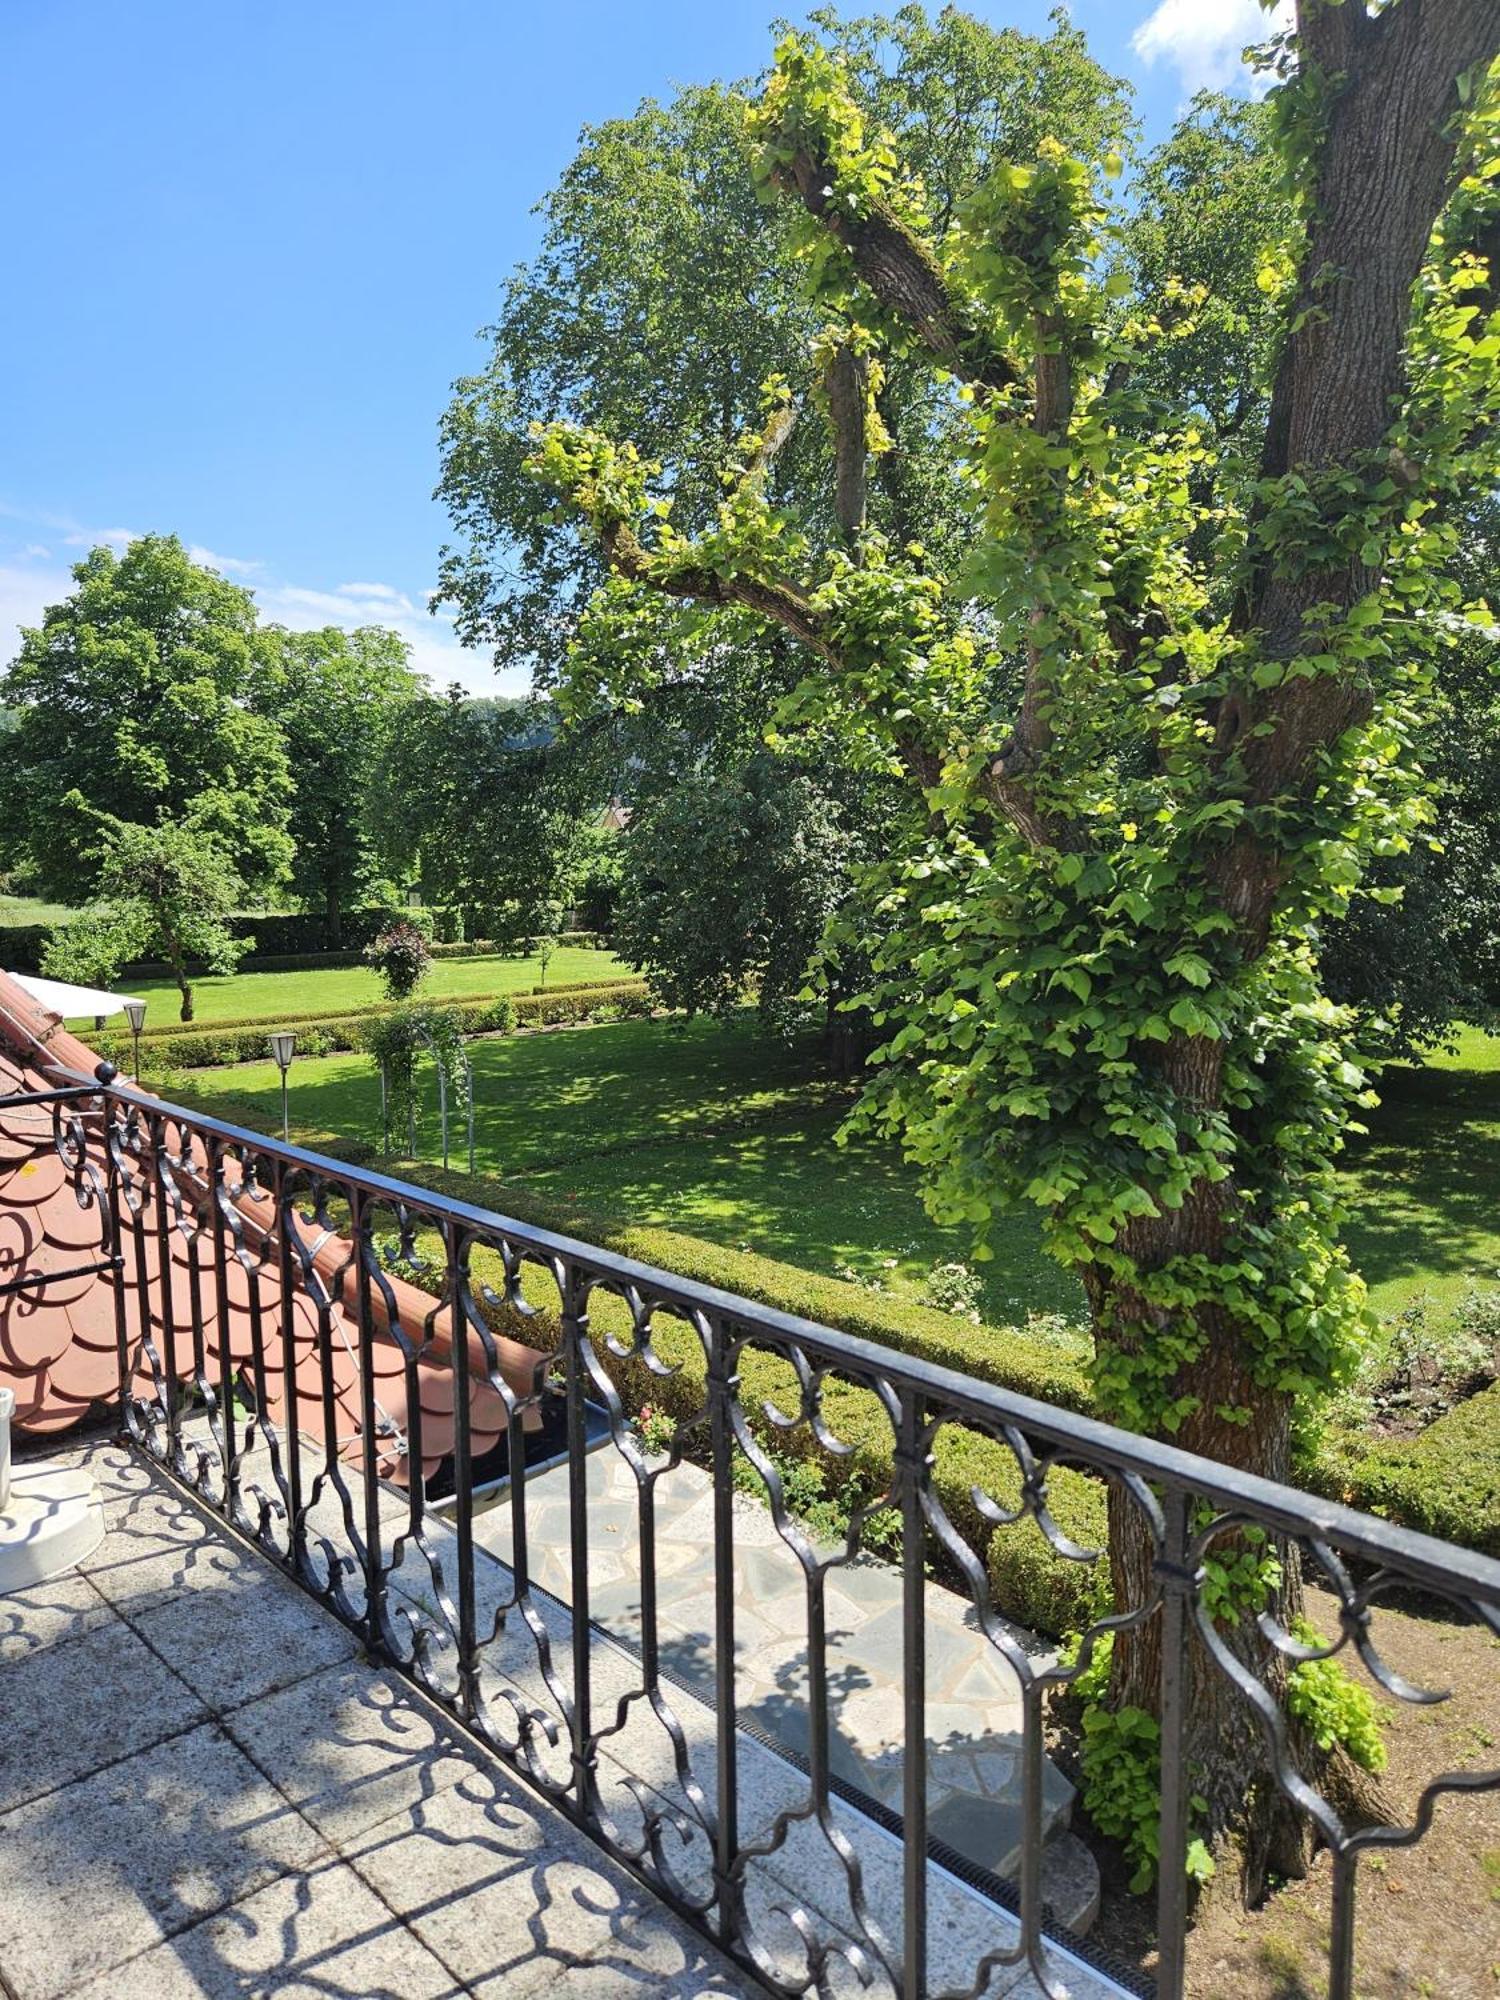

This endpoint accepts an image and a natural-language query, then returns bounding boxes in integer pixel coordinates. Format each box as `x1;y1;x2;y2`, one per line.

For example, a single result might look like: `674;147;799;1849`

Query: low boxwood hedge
137;974;639;1041
1304;1381;1500;1556
109;980;653;1069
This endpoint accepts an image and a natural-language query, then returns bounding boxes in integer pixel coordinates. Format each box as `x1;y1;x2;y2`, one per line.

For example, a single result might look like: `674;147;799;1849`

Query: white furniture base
0;1463;106;1595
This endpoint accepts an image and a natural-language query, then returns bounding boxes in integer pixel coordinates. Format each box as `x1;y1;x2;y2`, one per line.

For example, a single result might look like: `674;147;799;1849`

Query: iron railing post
351;1187;388;1648
898;1386;928;1999
444;1218;480;1722
273;1156;305;1574
1328;1851;1358;2000
563;1261;597;1820
708;1313;740;1946
1154;1484;1195;2000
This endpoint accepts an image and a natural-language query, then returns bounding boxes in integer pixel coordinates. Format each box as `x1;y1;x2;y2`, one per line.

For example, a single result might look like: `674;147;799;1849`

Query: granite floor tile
65;1856;466;2000
222;1661;475;1847
0;1718;328;2000
0;1613;205;1813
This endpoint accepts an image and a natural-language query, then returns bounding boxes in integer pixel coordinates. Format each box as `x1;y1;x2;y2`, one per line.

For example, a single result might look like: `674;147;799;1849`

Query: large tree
366;690;593;939
0;536;293;900
436;3;1130;1061
251;623;421;941
531;3;1500;1889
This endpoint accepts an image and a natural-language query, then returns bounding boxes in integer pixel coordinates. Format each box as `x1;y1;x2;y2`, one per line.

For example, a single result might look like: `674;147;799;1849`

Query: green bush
1306;1380;1500;1553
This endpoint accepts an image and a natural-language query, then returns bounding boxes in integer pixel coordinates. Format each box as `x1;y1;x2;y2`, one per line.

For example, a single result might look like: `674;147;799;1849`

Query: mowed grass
168;1010;1500;1334
72;945;625;1029
170;1013;1080;1324
0;894;79;926
1341;1022;1500;1322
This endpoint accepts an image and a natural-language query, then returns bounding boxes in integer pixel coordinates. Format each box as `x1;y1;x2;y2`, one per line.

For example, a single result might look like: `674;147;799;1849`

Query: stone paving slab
0;1614;207;1814
63;1857;467;2000
0;1720;331;2000
0;1566;115;1663
345;1768;746;2000
1;1437;756;2000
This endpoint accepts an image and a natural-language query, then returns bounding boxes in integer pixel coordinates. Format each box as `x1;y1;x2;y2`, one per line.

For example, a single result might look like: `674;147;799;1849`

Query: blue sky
0;0;1278;695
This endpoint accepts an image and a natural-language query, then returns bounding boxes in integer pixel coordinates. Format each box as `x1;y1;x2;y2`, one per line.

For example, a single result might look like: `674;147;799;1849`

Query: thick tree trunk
327;885;343;949
1094;1299;1313;1899
1079;1026;1317;1894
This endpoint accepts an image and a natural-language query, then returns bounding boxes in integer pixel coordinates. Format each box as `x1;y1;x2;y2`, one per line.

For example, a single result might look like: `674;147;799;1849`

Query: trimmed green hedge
104;980;653;1069
151;932;607;976
1304;1382;1500;1555
0;905;607;979
0;923;51;973
137;975;640;1041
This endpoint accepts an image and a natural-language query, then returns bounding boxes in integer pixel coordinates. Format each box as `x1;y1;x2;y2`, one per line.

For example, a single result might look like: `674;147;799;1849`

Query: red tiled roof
0;970;548;1486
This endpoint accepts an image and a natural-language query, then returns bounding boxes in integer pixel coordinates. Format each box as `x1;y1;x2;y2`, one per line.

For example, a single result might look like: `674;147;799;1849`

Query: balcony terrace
1;967;1498;2000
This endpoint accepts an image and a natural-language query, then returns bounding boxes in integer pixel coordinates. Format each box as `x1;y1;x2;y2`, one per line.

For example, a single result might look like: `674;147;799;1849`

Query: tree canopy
0;536;294;900
366;690;594;940
251;623;422;938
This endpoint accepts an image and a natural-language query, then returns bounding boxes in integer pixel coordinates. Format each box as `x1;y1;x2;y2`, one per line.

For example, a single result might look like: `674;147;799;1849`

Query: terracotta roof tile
0;969;551;1497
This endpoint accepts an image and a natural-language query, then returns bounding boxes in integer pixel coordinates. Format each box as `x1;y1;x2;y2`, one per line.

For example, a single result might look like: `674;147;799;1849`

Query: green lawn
74;946;625;1029
0;894;78;926
171;1014;1079;1323
1341;1023;1500;1322
168;1010;1500;1335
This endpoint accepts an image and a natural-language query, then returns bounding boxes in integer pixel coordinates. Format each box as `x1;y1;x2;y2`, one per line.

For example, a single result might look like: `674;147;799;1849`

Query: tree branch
741;397;799;488
767;148;1020;395
823;342;869;541
597;518;838;666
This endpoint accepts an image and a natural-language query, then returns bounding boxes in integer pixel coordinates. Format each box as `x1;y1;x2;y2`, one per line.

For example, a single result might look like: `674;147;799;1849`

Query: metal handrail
18;1057;1500;1999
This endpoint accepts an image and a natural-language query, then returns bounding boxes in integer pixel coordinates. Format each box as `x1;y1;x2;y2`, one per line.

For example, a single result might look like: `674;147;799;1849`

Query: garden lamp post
122;999;147;1081
269;1032;296;1143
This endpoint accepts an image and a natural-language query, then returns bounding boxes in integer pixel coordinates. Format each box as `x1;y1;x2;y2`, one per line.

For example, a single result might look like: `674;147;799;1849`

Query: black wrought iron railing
11;1062;1500;1999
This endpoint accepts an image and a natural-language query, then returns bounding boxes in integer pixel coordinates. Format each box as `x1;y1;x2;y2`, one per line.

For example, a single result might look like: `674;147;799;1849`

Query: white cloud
186;544;263;577
61;526;138;553
0;510;526;698
253;578;521;696
0;557;75;667
1131;0;1293;96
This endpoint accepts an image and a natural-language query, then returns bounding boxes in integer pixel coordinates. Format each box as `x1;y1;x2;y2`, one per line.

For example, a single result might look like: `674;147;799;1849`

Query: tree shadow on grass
1340;1055;1500;1307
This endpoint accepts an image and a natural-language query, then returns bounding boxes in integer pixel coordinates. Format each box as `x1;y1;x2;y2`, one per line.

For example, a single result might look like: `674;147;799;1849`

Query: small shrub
1285;1619;1389;1773
1357;1292;1496;1429
1063;1631;1215;1893
364;920;433;1001
921;1260;984;1322
1455;1279;1500;1353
